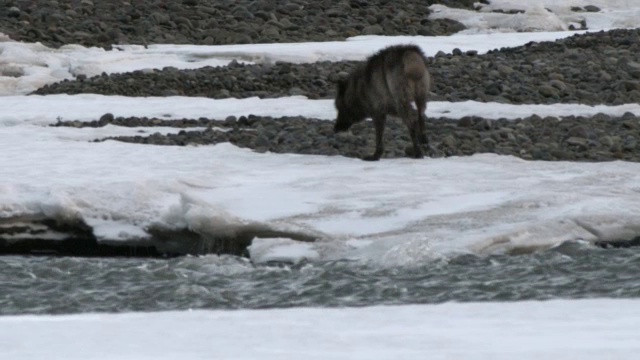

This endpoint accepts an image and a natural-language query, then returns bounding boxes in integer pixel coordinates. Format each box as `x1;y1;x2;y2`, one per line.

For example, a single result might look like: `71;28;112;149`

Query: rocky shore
4;1;640;258
4;0;639;163
53;111;640;162
1;0;471;48
33;29;640;105
41;24;640;163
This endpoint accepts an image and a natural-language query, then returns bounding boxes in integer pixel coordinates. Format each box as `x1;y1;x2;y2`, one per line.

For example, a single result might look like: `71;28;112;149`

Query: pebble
32;29;640;106
0;0;471;48
51;113;640;162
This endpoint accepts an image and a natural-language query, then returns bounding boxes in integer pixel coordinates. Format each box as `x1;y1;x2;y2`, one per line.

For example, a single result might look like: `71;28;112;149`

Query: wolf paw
404;146;425;159
362;154;381;161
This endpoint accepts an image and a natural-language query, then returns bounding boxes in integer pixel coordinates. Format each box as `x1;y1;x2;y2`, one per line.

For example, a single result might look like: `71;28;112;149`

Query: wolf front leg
416;102;428;145
363;115;386;161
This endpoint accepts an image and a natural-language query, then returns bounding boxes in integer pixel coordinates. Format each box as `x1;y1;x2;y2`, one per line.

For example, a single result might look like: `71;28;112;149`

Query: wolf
334;44;431;161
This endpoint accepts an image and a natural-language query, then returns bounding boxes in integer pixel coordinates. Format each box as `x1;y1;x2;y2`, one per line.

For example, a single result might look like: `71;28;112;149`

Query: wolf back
334;44;431;160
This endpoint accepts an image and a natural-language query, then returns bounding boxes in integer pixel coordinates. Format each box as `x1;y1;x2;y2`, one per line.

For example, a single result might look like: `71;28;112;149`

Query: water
1;241;640;315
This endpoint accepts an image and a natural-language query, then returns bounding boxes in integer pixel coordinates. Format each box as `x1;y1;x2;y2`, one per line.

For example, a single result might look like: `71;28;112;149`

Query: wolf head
334;79;366;133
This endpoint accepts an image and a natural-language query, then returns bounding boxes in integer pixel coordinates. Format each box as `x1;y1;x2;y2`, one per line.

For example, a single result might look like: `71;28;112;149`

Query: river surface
2;241;639;315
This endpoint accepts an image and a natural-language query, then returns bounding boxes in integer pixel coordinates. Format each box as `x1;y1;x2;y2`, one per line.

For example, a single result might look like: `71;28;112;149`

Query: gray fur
334;44;431;160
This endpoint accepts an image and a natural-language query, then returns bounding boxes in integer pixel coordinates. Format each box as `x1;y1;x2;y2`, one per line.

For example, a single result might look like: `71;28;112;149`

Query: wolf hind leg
399;100;425;159
407;119;424;159
416;101;427;145
363;115;386;161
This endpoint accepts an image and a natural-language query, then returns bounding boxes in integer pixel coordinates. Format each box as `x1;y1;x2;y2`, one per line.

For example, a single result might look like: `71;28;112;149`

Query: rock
565;137;589;147
599;135;614;148
621;112;637;120
442;135;457;148
253;134;271;149
624;136;638;151
151;12;171;25
288;87;306;96
362;25;384;35
549;73;564;81
261;26;280;38
584;5;601;12
481;138;496;150
474;118;493;131
162;89;181;96
98;113;114;126
549;79;567;91
7;6;21;18
0;65;24;77
484;83;502;96
538;85;559;98
568;125;590;138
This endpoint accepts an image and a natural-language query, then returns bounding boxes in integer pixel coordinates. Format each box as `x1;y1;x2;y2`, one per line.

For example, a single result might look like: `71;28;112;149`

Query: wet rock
584;5;601;12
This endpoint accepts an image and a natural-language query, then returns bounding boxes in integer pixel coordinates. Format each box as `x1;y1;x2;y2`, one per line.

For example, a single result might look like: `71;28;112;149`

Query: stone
261;26;280;37
624;136;638;151
549;80;567;91
565;137;589;147
481;138;496;150
362;25;384;35
484;83;502;96
621;112;637;120
538;85;559;98
7;6;21;17
98;113;114;126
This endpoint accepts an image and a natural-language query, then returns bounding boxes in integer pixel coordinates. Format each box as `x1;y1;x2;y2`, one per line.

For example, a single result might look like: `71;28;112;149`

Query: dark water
1;241;639;315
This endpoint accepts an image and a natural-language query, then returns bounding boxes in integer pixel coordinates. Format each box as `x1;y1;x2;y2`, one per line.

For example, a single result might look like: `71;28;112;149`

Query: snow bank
1;299;638;360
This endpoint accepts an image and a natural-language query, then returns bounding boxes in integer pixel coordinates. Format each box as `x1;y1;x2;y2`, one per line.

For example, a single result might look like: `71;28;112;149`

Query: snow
4;95;640;127
4;122;640;264
2;1;640;265
433;0;640;34
2;31;587;95
3;0;640;357
1;299;639;360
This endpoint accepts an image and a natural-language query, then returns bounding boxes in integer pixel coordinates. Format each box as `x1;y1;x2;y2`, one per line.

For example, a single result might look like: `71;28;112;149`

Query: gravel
53;111;640;162
33;29;640;105
0;0;471;48
7;0;640;162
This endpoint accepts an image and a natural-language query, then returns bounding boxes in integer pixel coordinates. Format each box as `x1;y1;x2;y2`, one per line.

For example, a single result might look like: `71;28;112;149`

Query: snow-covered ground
3;1;640;356
2;299;639;360
432;0;640;33
2;1;640;264
1;30;587;96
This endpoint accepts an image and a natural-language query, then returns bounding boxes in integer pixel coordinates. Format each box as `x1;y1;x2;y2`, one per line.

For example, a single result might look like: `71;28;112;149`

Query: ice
435;0;640;33
1;299;639;360
0;39;239;96
2;30;588;96
4;121;640;264
429;4;568;33
3;95;640;127
248;237;319;265
2;0;640;265
2;0;640;355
